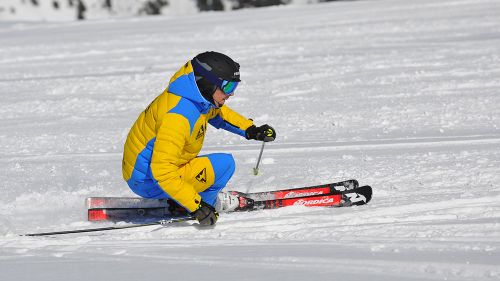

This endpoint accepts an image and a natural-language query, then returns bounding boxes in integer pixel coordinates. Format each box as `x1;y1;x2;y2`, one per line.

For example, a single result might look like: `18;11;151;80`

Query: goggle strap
192;59;223;88
192;59;238;94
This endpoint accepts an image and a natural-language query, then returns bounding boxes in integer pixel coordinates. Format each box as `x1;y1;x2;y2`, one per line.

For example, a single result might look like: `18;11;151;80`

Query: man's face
212;87;233;108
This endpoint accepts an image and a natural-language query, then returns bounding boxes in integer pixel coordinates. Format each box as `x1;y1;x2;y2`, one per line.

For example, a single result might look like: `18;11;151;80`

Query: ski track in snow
1;0;500;280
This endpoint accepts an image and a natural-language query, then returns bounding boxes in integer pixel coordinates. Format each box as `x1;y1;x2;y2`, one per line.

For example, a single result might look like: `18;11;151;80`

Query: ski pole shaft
21;216;195;237
253;141;266;175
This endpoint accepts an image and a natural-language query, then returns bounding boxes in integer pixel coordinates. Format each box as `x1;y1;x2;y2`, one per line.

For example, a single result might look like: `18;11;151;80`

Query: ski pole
21;216;195;237
253;141;266;175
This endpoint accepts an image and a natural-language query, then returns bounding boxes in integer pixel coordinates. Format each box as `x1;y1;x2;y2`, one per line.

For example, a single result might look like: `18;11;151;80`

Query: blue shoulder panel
168;73;212;114
168;74;194;97
169;98;201;135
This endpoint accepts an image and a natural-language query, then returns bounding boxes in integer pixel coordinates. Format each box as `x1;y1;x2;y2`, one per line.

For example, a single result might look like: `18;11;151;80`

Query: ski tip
358;185;373;204
349;179;359;188
342;185;372;206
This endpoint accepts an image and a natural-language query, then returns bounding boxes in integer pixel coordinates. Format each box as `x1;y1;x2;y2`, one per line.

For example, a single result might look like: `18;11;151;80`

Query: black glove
191;200;219;226
245;124;276;142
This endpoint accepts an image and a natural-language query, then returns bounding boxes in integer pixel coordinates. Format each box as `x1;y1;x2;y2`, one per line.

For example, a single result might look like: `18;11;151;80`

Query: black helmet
192;51;240;104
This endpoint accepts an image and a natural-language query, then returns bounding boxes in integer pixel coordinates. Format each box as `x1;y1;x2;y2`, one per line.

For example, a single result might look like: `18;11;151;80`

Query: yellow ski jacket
122;61;253;212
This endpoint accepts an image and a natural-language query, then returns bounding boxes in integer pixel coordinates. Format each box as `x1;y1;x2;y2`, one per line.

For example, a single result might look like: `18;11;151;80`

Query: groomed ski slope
1;0;499;280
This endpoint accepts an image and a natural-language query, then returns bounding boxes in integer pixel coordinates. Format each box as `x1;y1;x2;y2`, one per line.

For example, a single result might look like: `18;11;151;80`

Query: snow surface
1;0;500;280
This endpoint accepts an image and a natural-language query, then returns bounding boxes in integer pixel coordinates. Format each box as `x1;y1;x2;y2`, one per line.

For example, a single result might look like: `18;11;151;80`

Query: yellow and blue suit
122;61;254;212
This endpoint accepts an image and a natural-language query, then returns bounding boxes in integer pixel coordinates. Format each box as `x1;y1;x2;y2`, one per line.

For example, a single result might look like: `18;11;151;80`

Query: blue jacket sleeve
209;115;246;137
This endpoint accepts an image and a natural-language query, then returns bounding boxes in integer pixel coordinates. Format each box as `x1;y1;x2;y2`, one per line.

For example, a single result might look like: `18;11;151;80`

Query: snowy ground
1;0;500;280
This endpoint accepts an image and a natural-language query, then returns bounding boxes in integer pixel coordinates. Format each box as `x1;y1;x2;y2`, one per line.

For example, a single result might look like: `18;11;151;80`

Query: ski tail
87;207;188;222
86;197;187;222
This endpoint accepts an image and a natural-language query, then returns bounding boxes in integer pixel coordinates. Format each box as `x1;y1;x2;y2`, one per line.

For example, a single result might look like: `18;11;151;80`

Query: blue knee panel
127;153;236;206
199;153;235;206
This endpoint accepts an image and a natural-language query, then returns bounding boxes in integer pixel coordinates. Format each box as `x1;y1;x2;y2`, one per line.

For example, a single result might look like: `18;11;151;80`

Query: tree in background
197;0;224;11
0;0;298;21
232;0;291;9
140;0;169;15
77;0;86;20
104;0;111;9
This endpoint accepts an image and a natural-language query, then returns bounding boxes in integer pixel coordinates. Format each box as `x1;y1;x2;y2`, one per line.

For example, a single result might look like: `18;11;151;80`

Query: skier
121;51;276;226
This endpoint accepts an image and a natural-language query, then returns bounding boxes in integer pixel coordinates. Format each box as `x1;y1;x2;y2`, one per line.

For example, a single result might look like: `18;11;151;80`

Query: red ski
252;185;372;210
236;179;358;201
86;180;370;222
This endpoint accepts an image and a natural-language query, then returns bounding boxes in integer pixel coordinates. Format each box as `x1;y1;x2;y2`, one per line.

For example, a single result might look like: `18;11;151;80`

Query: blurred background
0;0;345;21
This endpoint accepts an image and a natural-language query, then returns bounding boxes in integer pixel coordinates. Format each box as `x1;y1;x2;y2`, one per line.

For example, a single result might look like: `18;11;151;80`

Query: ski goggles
220;80;238;95
192;58;239;95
